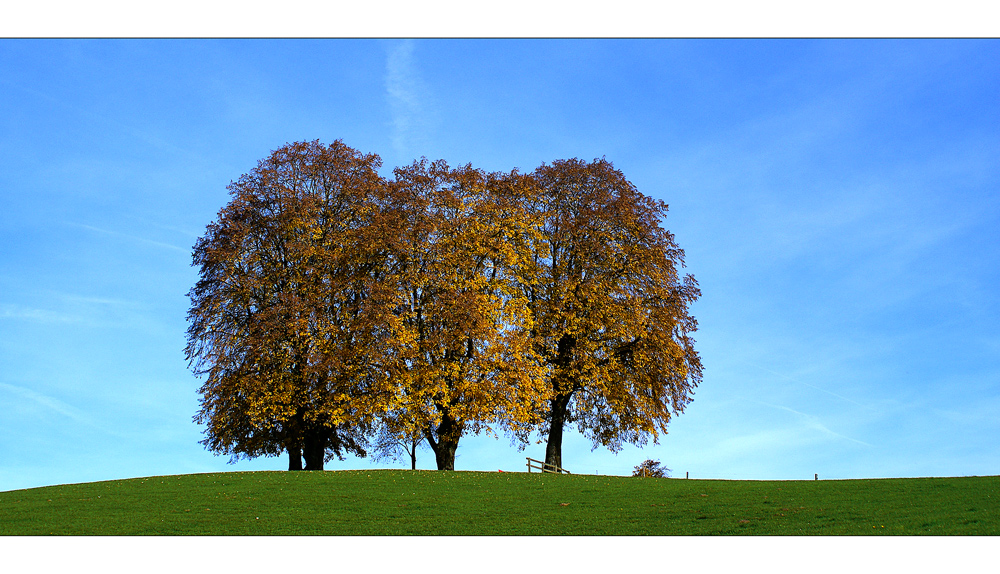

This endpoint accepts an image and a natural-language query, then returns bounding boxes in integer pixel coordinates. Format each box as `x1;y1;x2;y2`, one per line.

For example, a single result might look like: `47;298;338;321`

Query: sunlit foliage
186;140;396;470
385;159;549;470
186;143;700;472
526;158;703;470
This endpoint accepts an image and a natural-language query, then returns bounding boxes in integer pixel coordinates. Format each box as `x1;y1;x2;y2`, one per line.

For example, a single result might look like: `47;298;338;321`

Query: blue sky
1;39;998;493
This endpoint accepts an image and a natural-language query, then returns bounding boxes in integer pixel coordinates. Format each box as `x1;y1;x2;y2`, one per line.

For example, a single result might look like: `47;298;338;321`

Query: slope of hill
1;470;997;535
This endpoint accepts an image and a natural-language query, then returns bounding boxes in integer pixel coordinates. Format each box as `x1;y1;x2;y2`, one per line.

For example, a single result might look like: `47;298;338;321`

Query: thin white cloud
756;400;873;447
56;293;142;308
385;40;432;158
696;416;871;475
655;86;996;282
126;216;202;239
0;382;112;434
747;362;869;409
71;223;187;253
712;427;810;458
0;304;81;323
0;76;213;165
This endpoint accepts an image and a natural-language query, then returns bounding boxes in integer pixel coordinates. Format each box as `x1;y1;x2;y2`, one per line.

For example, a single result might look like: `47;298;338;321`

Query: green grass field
1;470;997;535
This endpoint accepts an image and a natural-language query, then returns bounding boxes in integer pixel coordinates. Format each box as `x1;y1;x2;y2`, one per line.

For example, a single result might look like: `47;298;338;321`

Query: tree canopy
527;158;703;470
186;141;701;472
385;159;548;470
185;140;398;470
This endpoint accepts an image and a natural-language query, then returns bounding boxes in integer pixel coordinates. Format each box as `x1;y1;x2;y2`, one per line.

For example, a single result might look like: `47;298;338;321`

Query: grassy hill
1;470;997;535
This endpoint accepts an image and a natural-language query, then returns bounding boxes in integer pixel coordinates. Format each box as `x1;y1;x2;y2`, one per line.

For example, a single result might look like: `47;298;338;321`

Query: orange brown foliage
186;143;701;473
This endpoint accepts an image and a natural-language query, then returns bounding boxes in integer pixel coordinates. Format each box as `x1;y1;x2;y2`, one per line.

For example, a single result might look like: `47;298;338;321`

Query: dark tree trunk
544;392;573;471
286;405;305;470
425;414;463;471
410;440;417;470
287;445;303;471
303;427;328;471
432;436;459;471
545;333;577;471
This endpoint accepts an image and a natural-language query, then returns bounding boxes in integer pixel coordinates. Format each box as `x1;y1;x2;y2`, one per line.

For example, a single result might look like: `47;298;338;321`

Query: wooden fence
526;457;571;474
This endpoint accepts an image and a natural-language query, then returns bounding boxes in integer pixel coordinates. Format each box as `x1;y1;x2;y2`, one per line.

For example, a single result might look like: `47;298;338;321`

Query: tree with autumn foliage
187;141;701;474
523;158;702;471
185;140;402;470
383;159;549;471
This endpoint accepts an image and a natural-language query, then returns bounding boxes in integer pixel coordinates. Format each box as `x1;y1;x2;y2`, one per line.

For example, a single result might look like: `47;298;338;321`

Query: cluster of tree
185;140;702;472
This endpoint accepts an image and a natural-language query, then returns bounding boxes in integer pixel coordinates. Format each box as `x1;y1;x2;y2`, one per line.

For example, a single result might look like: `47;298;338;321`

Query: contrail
755;400;873;447
71;223;187;253
0;381;120;437
748;362;870;408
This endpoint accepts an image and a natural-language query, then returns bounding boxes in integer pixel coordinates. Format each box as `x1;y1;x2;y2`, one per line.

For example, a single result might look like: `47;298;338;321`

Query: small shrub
632;459;670;478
